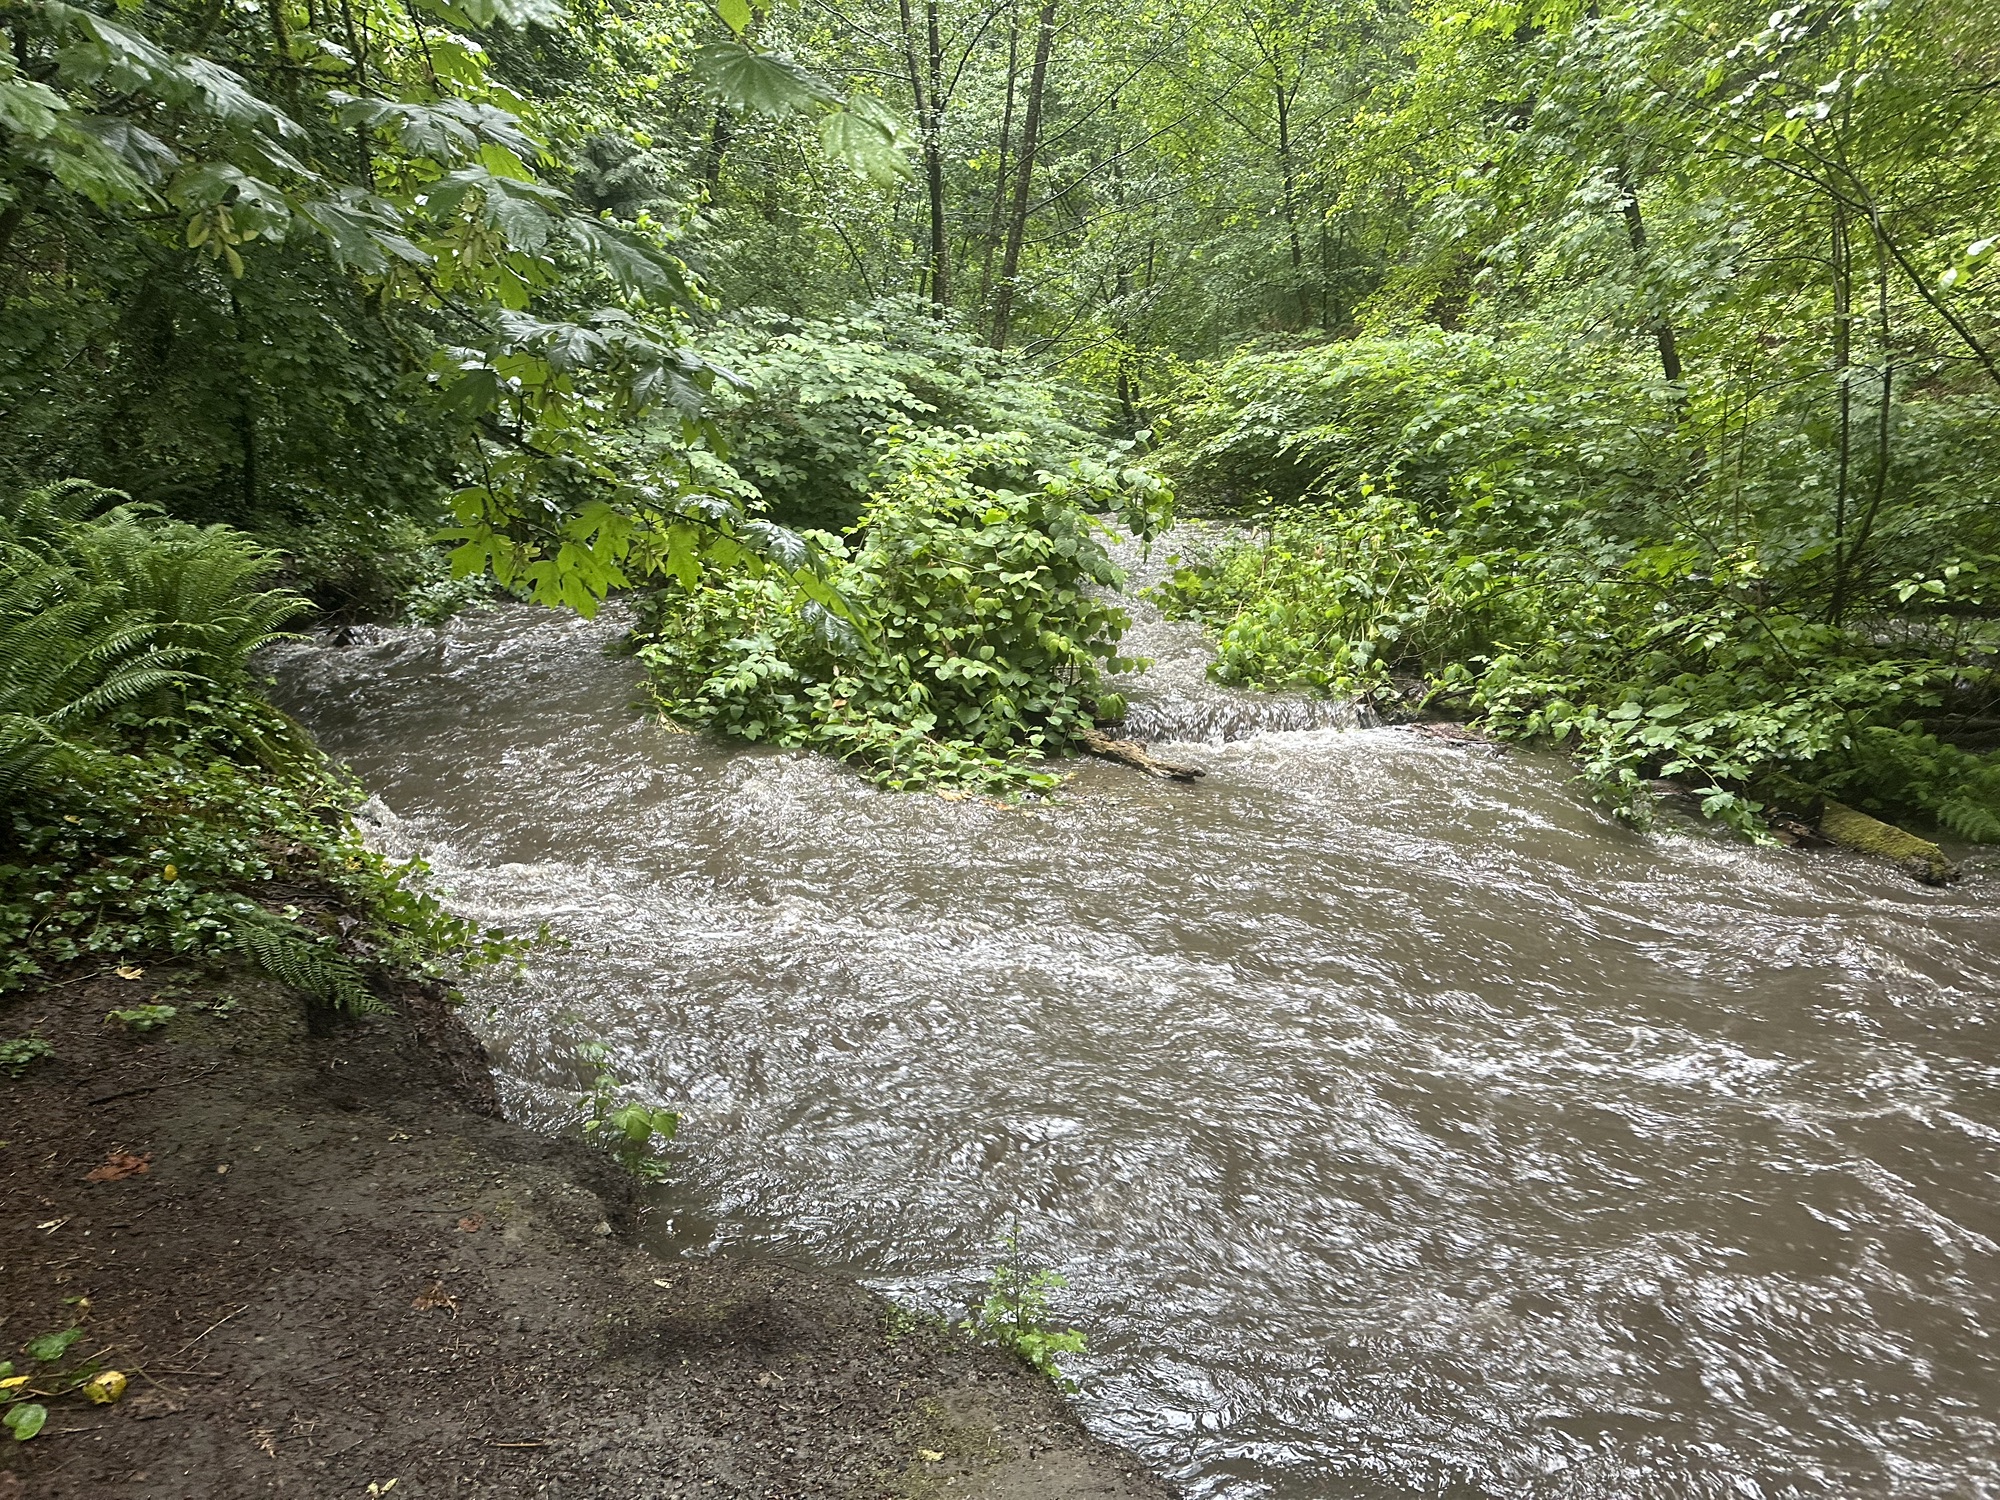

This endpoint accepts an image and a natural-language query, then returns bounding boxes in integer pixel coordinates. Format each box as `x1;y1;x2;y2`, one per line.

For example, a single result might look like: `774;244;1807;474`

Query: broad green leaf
3;1405;46;1442
693;43;837;116
25;1328;81;1363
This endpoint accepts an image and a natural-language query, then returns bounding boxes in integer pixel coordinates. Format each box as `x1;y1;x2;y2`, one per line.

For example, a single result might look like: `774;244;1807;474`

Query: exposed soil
0;966;1175;1500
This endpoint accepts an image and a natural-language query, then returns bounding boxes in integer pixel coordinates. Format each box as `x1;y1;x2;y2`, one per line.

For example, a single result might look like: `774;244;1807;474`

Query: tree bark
1829;200;1854;624
978;12;1020;313
1845;232;1896;598
900;0;950;311
1273;62;1303;311
989;0;1056;350
701;108;733;187
1615;168;1682;383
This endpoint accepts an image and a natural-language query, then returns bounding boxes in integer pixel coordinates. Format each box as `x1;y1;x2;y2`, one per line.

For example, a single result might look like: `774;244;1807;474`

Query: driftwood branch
1077;727;1204;781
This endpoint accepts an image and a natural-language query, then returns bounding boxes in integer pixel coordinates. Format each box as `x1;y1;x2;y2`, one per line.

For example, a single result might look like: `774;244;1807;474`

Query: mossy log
1077;727;1205;781
1818;799;1959;886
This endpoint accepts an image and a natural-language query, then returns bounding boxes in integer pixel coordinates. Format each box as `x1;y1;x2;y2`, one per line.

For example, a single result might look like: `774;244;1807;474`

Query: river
273;546;2000;1499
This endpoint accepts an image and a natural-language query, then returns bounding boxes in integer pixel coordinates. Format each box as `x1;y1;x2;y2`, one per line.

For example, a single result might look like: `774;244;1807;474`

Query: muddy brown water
273;552;2000;1500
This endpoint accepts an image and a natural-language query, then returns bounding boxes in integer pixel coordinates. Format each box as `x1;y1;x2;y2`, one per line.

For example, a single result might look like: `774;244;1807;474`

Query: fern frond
227;909;384;1015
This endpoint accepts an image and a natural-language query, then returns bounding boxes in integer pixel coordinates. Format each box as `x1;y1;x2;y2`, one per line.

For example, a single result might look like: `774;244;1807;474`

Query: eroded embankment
0;967;1172;1500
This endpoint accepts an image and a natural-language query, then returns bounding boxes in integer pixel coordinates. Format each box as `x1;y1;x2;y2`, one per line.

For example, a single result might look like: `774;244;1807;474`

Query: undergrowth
633;427;1170;794
1156;498;2000;840
961;1230;1088;1388
1;481;521;1006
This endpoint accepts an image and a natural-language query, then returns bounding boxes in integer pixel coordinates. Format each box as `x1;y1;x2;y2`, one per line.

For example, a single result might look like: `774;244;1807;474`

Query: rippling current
272;538;2000;1500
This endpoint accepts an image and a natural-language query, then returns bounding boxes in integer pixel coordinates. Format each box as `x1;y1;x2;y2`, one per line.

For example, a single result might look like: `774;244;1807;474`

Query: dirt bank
0;967;1175;1500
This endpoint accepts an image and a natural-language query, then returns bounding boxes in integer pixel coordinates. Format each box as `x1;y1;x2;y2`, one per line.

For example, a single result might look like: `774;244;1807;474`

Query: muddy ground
0;966;1175;1500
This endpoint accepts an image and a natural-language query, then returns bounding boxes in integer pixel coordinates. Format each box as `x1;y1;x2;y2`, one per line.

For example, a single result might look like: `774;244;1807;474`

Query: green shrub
634;428;1168;793
0;482;522;1000
1162;506;2000;840
1158;329;1677;541
1472;544;2000;838
1153;488;1536;697
699;300;1111;534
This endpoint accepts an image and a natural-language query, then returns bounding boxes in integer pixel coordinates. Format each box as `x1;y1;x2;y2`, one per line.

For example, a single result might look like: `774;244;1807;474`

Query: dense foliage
1139;0;2000;843
5;0;1999;838
0;484;513;1001
696;297;1108;532
0;0;894;619
636;425;1167;791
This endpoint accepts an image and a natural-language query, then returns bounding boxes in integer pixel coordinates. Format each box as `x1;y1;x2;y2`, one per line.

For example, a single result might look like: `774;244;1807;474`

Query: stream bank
0;964;1174;1500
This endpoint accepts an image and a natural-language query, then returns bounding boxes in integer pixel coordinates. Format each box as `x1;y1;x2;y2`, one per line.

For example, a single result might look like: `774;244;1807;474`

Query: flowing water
273;548;2000;1500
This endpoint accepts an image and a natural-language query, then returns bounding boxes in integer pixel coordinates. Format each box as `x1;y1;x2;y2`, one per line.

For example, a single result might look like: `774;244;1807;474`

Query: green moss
1819;800;1958;885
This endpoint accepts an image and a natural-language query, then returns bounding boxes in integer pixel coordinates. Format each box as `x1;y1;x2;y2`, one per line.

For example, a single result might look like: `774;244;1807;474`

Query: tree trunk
1829;201;1854;624
1273;65;1303;325
701;108;733;187
1616;168;1682;383
900;0;949;312
978;14;1020;313
1845;232;1896;598
230;292;259;513
989;0;1056;350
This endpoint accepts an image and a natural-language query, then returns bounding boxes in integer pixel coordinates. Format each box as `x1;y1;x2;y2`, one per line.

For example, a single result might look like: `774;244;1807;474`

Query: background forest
4;0;2000;998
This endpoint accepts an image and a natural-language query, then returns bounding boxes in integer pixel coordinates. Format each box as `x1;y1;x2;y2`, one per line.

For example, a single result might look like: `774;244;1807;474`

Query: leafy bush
634;428;1168;793
0;483;520;1001
1160;507;2000;840
1158;329;1677;541
1472;545;2000;838
698;301;1112;533
1153;488;1537;697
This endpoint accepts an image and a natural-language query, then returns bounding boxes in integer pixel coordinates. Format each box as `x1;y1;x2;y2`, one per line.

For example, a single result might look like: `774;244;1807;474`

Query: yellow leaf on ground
114;966;145;980
85;1371;127;1405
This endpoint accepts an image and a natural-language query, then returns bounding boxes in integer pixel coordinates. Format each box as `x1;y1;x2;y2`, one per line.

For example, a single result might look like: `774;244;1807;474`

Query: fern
0;483;314;793
227;909;384;1015
1937;795;2000;844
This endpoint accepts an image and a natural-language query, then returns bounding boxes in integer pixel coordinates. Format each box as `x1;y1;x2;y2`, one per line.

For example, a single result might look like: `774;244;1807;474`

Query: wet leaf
85;1150;153;1183
84;1370;127;1405
24;1328;82;1363
3;1403;46;1441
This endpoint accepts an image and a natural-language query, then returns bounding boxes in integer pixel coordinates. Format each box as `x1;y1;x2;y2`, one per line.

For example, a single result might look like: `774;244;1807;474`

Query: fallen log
1818;799;1959;886
1078;727;1205;781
